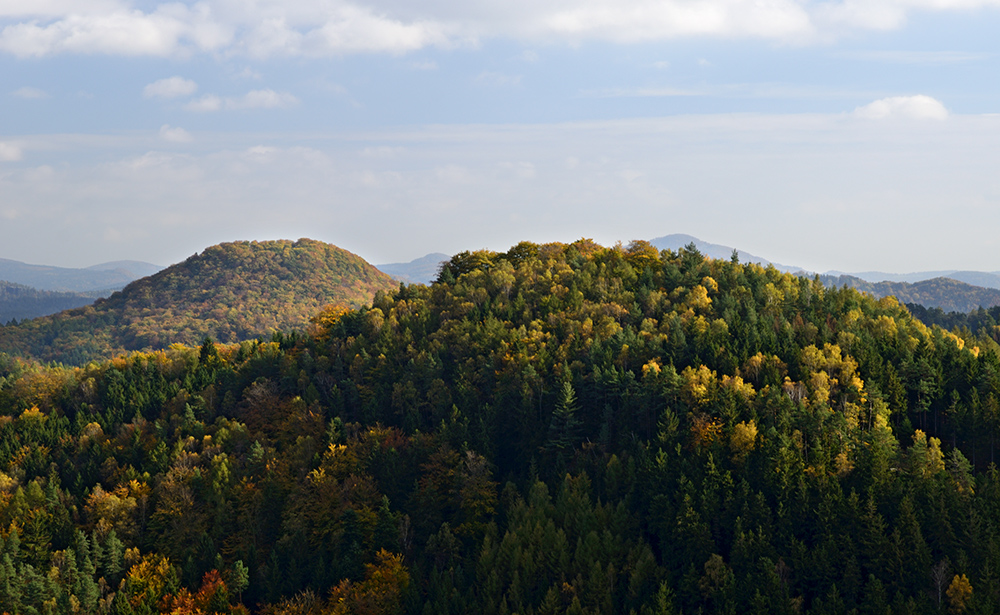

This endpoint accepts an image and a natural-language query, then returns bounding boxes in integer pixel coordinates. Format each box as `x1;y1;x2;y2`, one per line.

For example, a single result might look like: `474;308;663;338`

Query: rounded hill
0;238;398;364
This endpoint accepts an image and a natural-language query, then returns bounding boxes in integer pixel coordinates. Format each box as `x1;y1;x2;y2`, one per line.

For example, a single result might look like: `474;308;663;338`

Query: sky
2;1;1000;273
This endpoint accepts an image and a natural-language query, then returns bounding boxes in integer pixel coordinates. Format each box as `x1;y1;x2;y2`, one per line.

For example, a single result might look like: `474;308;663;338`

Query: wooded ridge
0;240;997;614
0;239;398;366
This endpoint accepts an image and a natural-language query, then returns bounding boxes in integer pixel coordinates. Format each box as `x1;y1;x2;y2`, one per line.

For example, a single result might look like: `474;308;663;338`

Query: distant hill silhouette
824;269;1000;289
377;253;450;284
817;274;1000;313
647;234;803;272
648;233;1000;311
0;257;163;292
0;238;398;364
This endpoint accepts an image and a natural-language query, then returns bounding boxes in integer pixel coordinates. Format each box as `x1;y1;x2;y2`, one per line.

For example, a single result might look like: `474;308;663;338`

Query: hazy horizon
4;1;1000;273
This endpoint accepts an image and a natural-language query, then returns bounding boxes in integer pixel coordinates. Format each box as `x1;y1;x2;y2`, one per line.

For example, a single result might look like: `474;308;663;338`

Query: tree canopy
0;239;999;614
0;239;398;365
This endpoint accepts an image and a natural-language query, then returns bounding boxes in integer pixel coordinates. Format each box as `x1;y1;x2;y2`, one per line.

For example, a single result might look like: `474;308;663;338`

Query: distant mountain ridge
371;236;1000;314
647;234;804;272
376;253;450;284
0;238;398;365
826;269;1000;290
817;274;1000;313
0;257;163;292
647;234;1000;310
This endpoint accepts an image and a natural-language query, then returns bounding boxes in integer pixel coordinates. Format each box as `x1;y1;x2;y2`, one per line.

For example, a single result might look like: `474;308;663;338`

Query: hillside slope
819;274;1000;312
0;281;102;323
0;238;397;364
3;240;1000;613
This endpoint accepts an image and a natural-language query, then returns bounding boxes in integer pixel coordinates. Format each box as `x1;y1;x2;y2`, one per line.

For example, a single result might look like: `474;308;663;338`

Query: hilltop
1;240;1000;613
648;233;803;272
648;234;1000;313
0;238;397;364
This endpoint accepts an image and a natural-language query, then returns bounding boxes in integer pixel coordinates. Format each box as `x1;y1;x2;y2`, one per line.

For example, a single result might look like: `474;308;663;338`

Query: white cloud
305;5;454;55
126;151;175;170
8;112;1000;270
245;145;278;160
0;1;123;19
184;89;297;111
0;9;216;57
11;86;48;99
185;94;222;112
159;124;193;142
531;0;815;41
853;95;949;120
1;0;999;58
143;76;197;98
0;142;22;161
232;89;298;109
235;66;263;79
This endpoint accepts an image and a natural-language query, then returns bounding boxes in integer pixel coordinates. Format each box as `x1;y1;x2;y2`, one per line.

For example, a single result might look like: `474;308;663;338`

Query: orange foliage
327;550;409;615
690;414;722;450
160;570;241;615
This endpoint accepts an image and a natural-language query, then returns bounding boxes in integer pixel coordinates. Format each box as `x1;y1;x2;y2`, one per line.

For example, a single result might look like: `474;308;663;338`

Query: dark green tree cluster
907;303;1000;341
0;281;101;325
1;240;1000;613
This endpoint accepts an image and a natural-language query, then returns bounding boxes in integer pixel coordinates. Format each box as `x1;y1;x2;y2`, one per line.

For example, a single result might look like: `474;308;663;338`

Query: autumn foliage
0;240;999;613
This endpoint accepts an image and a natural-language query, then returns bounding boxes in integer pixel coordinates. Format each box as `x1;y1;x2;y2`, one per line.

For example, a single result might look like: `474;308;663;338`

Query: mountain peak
0;238;397;364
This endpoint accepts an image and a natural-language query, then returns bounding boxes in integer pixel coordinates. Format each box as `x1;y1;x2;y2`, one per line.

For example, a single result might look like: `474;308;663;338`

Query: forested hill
0;281;101;324
907;303;1000;338
0;239;397;365
3;241;1000;614
817;274;1000;313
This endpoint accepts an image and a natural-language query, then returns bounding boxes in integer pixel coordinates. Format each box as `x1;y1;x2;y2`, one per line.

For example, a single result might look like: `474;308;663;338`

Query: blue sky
2;0;1000;273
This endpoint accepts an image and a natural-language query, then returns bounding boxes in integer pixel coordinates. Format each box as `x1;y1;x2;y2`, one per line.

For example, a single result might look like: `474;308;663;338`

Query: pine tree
104;530;124;585
546;380;581;451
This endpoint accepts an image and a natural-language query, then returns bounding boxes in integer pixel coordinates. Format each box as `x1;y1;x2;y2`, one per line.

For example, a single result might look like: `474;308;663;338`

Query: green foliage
0;239;398;365
1;239;1000;614
819;275;1000;314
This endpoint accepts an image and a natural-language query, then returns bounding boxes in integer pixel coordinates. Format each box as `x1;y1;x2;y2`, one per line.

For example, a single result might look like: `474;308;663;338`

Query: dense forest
3;240;1000;614
0;239;398;365
0;282;102;325
906;304;1000;341
817;275;1000;313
